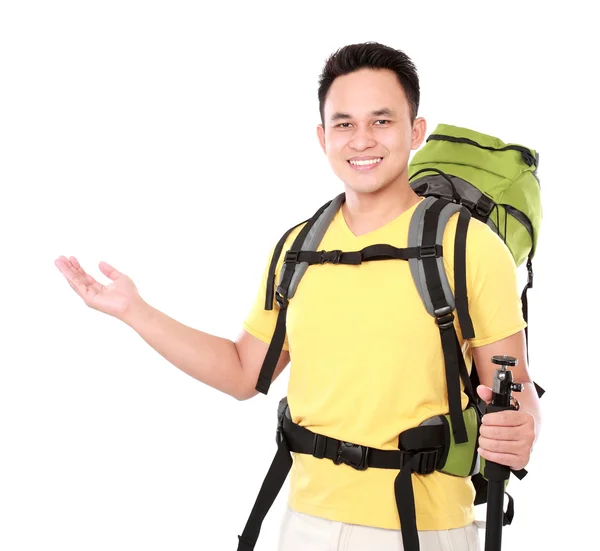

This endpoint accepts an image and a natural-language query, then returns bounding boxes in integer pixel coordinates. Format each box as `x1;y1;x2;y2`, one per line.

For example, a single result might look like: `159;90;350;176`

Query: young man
55;43;542;551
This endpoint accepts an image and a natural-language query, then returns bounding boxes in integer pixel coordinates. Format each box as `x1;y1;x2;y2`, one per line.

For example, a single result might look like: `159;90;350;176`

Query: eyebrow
330;108;396;122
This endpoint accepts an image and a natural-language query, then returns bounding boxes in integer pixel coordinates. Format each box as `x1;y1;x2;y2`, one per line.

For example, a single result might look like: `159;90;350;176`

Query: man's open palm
54;256;140;320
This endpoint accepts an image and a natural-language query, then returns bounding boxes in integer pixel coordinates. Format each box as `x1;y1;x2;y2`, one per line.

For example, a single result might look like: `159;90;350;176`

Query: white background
1;1;597;549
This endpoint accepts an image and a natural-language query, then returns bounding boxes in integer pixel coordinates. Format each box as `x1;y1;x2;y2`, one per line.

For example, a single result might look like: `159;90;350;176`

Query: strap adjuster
312;434;327;459
434;306;455;329
414;450;439;474
419;245;439;259
284;250;299;264
400;449;439;475
475;195;495;218
275;285;288;309
333;441;369;471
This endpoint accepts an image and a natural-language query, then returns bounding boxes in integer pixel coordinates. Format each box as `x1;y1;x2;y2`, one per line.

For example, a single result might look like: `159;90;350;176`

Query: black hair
317;42;420;125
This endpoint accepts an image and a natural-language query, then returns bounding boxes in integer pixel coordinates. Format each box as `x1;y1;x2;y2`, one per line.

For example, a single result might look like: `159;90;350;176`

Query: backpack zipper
427;134;537;168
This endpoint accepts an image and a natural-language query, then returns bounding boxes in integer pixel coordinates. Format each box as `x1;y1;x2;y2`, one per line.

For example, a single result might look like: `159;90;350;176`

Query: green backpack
409;123;541;268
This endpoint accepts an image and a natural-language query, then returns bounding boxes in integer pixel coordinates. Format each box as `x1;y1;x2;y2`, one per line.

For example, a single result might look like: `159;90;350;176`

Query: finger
477;447;522;470
56;258;88;293
99;261;121;281
482;410;526;427
478;436;523;455
70;256;83;270
476;384;493;404
479;424;520;441
78;270;102;291
58;257;103;292
70;256;89;279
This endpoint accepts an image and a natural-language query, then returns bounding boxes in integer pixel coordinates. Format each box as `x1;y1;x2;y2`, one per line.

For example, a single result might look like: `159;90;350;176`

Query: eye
375;119;391;125
335;122;352;128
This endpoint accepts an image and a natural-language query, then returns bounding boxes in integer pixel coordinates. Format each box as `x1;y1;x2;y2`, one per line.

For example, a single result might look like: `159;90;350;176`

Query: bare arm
54;256;290;401
123;301;290;401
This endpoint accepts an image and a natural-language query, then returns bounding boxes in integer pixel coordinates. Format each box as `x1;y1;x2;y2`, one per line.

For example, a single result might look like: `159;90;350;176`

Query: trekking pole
484;355;523;551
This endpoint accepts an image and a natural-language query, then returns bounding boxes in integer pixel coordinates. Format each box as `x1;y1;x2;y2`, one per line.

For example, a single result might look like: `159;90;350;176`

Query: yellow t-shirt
243;197;526;531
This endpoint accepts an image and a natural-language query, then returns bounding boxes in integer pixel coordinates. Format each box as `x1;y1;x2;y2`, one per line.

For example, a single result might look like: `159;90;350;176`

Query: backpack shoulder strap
408;196;475;338
265;219;309;311
255;193;344;395
277;193;345;304
407;197;476;443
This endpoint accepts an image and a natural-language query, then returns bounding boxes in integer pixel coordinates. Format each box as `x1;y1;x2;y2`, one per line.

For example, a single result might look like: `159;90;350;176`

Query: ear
410;117;427;150
316;124;326;155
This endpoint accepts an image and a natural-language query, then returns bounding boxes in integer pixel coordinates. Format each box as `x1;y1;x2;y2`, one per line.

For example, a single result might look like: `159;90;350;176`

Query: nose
348;125;377;151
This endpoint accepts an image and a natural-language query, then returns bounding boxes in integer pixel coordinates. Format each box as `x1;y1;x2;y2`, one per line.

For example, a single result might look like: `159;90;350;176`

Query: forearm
122;300;244;399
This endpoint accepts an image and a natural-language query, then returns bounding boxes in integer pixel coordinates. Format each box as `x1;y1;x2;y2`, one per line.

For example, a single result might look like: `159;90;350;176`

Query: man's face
317;68;426;196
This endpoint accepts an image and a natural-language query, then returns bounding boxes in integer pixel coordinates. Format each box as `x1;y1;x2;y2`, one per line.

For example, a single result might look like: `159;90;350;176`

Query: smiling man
55;42;541;551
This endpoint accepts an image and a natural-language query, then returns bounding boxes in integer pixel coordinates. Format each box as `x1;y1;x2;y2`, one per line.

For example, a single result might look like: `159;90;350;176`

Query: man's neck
341;181;421;237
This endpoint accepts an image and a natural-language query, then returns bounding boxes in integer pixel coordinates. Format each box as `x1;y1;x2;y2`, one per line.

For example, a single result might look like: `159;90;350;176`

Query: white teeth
349;158;382;166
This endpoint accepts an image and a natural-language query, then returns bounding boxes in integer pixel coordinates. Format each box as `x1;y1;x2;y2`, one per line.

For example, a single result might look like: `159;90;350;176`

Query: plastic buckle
475;196;495;218
419;245;438;259
413;450;439;475
275;426;284;446
460;198;476;211
434;306;455;329
320;250;343;264
284;250;299;264
333;441;369;471
275;285;289;309
276;398;288;446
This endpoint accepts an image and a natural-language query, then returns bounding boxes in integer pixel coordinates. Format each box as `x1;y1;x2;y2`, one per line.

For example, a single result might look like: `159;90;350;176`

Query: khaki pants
278;506;482;551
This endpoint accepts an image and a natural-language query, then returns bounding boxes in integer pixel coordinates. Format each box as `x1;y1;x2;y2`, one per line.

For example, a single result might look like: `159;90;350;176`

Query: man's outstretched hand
54;256;143;322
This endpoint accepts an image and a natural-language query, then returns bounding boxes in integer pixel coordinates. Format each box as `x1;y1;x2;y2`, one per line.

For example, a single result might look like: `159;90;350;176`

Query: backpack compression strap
255;193;345;395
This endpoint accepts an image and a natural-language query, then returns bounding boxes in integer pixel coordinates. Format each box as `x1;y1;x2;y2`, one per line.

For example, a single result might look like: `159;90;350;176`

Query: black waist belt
236;413;447;551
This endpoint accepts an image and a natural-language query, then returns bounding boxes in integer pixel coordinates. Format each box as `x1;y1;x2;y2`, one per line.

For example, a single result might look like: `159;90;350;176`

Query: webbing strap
236;438;293;551
395;463;419;551
421;199;468;444
255;307;288;395
438;325;468;443
283;244;443;267
454;208;475;339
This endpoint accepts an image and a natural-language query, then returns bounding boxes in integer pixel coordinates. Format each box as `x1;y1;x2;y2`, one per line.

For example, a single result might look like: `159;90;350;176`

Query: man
55;42;541;551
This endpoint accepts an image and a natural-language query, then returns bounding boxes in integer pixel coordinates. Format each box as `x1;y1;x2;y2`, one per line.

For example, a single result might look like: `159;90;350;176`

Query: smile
348;157;383;171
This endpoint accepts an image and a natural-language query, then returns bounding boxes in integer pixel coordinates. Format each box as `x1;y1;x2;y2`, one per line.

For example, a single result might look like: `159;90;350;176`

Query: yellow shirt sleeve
464;219;528;347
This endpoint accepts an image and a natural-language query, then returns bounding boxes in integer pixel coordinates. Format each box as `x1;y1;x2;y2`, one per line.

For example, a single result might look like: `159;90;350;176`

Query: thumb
476;384;493;404
99;261;123;281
